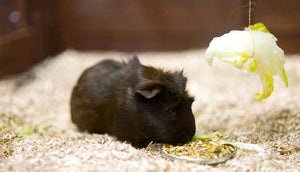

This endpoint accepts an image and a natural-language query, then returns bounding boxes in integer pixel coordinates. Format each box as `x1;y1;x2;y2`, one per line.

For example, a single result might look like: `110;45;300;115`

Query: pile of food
161;133;236;164
162;141;234;159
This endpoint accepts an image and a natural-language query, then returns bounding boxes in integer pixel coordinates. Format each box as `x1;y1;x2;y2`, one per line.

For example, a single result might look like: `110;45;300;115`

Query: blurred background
0;0;299;77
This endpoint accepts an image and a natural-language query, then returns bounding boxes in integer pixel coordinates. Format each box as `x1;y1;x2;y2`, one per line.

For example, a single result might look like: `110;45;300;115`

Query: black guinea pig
70;56;196;147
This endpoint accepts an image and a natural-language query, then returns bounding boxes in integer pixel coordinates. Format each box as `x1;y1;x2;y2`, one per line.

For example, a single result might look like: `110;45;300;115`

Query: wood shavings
0;50;299;171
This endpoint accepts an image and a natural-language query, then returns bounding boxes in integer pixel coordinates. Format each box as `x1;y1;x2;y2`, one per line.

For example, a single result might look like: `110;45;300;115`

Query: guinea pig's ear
135;80;166;99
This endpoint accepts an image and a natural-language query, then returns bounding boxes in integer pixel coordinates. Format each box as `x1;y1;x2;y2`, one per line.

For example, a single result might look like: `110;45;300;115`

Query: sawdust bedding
0;50;299;171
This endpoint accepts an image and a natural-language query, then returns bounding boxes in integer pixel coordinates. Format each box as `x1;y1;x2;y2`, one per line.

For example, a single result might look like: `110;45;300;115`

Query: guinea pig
70;56;195;147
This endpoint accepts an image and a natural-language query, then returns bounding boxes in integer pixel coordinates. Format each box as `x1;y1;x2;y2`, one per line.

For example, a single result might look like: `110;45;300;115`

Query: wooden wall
58;0;248;51
0;0;62;77
252;0;300;53
1;0;299;77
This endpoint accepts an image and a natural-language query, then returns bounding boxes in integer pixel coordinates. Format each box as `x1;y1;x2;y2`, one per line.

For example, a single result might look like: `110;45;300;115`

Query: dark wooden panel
0;27;45;76
0;0;18;36
64;0;248;51
0;0;62;77
57;0;299;53
252;0;300;53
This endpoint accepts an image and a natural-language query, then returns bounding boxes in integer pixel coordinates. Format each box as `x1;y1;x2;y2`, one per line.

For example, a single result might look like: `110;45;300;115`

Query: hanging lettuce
205;22;288;100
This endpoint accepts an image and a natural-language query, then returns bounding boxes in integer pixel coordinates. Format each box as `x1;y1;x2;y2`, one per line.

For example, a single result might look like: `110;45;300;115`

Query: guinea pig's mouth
176;136;193;145
166;130;195;145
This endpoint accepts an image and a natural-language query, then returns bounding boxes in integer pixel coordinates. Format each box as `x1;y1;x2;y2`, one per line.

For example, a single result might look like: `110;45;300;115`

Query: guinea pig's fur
70;56;195;147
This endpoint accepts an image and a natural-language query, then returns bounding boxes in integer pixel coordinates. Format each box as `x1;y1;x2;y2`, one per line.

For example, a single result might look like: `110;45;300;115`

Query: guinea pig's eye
166;108;176;119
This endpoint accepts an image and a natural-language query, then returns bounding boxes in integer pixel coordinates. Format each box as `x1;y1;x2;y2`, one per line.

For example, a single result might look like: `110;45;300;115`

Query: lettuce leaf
248;22;270;33
205;23;288;100
16;125;39;138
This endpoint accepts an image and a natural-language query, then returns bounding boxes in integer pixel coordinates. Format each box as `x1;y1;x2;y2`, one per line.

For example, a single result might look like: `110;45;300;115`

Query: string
248;0;255;59
248;0;252;26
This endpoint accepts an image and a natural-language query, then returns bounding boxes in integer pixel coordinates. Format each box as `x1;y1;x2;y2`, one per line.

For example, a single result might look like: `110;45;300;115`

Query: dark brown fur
70;56;195;147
